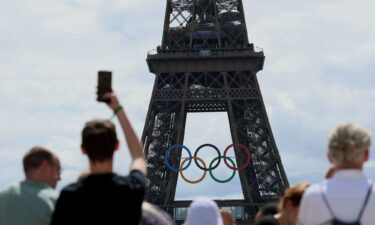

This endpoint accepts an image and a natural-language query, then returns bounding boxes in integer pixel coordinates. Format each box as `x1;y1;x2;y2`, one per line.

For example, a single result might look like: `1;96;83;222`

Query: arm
220;210;234;225
104;92;147;175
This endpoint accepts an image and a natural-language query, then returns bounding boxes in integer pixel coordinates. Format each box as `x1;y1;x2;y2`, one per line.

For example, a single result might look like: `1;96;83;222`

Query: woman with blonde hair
256;182;310;225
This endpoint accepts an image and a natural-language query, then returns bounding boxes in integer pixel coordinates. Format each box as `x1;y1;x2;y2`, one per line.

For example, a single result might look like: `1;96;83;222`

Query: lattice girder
161;0;249;50
230;99;288;199
142;100;186;205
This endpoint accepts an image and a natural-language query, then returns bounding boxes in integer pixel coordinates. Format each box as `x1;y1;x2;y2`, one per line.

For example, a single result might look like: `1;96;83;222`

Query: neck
335;163;363;170
25;172;48;186
26;177;45;184
89;159;113;174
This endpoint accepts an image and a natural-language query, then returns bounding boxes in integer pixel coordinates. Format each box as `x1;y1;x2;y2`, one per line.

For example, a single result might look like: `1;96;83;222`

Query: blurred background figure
298;123;374;225
255;203;279;222
50;92;147;225
140;202;175;225
0;146;61;225
184;198;233;225
256;182;310;225
220;209;234;225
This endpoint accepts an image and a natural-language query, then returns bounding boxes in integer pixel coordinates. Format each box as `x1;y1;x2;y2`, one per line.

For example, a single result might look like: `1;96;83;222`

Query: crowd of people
0;91;374;225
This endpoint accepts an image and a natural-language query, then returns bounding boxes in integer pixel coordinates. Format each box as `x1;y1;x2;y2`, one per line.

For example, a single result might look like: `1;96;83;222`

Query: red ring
223;143;251;170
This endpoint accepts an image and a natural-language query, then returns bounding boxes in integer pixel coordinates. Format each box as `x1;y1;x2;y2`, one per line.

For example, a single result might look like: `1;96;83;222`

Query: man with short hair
51;92;147;225
297;123;375;225
0;146;61;225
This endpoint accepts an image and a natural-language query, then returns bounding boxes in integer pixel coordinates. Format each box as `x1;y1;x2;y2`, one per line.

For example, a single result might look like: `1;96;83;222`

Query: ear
114;140;120;152
81;145;87;155
364;149;369;162
39;160;51;174
328;153;334;163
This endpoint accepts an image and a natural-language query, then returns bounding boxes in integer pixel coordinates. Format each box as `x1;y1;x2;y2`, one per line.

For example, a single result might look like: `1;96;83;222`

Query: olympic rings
180;157;207;184
209;156;236;183
164;144;192;173
164;143;251;177
194;144;221;171
223;143;251;171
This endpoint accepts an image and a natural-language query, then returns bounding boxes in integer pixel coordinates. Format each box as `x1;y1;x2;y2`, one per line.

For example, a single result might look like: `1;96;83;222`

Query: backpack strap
356;182;373;221
320;182;373;222
320;184;336;218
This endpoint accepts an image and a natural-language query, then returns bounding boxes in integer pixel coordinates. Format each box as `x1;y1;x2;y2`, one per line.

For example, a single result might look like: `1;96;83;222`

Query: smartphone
97;71;112;102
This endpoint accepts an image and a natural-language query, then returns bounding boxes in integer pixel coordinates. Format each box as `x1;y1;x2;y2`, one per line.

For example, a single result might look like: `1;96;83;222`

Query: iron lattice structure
142;0;289;222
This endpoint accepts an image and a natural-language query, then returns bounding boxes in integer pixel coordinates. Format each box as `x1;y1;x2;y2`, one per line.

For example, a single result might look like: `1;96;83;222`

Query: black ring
194;144;221;171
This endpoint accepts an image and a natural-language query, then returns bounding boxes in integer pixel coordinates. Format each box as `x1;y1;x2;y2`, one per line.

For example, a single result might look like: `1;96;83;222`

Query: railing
173;206;247;221
147;46;264;57
157;200;273;225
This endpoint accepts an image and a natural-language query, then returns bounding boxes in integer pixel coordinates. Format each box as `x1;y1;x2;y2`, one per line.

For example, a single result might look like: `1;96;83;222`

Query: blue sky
1;0;375;200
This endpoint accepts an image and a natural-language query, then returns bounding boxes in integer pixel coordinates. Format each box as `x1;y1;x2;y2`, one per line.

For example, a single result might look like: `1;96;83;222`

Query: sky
1;0;375;201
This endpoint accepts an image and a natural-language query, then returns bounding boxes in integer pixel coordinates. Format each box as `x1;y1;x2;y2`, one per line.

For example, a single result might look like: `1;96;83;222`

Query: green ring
208;156;236;183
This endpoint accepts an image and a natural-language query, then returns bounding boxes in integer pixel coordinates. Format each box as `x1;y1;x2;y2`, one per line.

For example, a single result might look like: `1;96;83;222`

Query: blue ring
164;144;192;173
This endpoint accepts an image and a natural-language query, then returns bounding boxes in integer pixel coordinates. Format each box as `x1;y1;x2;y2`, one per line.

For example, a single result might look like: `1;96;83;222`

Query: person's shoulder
60;180;84;194
299;181;326;207
0;182;20;196
0;183;19;193
304;181;325;196
113;170;146;189
54;181;85;206
116;170;145;182
256;215;279;225
141;202;175;225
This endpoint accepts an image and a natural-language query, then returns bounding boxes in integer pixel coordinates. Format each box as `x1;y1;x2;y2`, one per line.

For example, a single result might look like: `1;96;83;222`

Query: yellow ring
179;156;207;184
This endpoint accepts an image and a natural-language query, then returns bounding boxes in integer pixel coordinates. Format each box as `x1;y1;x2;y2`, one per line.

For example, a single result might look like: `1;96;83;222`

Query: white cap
184;198;223;225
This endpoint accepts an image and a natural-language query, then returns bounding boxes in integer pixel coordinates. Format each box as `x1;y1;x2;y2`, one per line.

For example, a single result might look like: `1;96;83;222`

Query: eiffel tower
142;0;289;223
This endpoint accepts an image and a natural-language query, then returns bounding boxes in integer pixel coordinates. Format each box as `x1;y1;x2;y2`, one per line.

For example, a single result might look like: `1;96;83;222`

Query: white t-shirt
297;169;374;225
